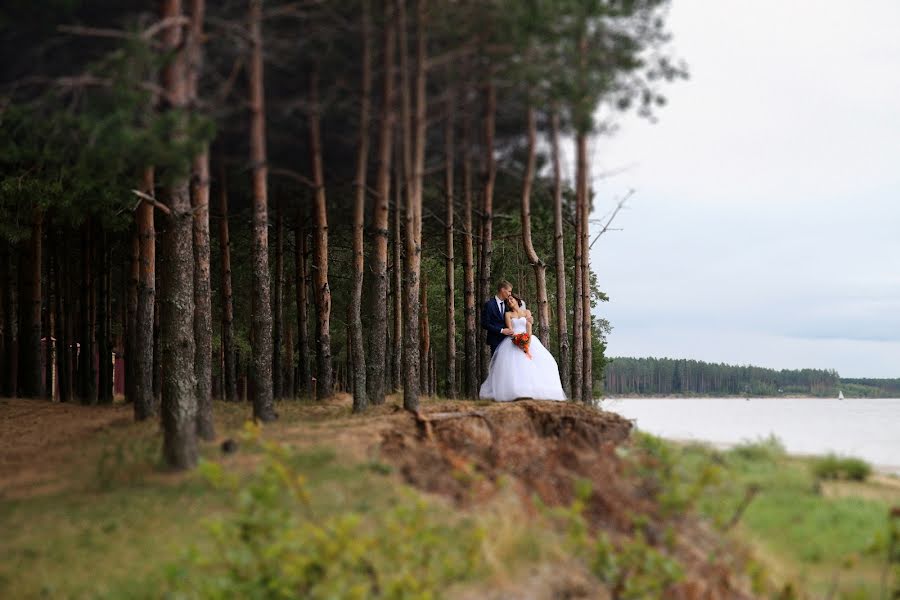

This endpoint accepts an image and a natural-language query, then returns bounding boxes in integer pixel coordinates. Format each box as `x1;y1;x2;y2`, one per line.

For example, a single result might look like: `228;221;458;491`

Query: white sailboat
838;390;844;400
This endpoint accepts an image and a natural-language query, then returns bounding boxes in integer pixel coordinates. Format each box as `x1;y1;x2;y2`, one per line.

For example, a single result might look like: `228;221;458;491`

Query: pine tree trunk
78;220;97;404
419;273;430;395
55;228;72;403
97;226;112;404
283;317;294;398
127;221;139;403
399;0;427;411
248;0;276;421
0;241;11;398
579;134;592;402
44;223;54;400
294;220;311;397
478;80;496;383
461;104;477;399
153;266;162;404
273;200;284;400
444;82;456;399
160;0;198;469
520;105;550;348
351;0;372;412
367;0;394;406
571;138;584;401
135;168;157;419
217;163;237;402
309;69;333;400
550;110;570;396
391;163;403;393
20;211;42;398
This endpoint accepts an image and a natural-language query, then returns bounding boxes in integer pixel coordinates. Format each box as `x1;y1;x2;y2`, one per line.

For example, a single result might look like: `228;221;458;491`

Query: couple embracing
479;280;567;402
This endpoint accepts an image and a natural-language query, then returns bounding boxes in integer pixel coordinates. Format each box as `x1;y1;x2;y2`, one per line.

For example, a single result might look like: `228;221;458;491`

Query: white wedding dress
479;315;567;402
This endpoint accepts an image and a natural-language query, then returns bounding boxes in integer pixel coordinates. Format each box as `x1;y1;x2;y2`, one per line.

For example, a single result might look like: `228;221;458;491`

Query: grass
669;435;900;598
0;399;577;599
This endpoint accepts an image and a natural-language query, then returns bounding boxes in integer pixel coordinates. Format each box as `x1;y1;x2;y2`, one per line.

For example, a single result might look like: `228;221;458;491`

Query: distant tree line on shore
603;357;848;397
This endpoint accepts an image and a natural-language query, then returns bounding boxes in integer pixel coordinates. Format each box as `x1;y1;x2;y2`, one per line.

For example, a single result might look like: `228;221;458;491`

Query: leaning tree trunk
478;79;497;383
520;105;550;347
217;163;237;402
444;81;456;399
579;132;592;402
135;168;158;419
351;0;372;412
160;0;198;469
367;0;394;406
309;69;333;400
550;110;570;396
294;219;311;397
273;200;284;400
461;103;477;399
248;0;276;421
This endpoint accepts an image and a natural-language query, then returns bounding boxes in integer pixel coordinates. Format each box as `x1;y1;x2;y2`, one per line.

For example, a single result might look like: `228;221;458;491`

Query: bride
479;294;567;402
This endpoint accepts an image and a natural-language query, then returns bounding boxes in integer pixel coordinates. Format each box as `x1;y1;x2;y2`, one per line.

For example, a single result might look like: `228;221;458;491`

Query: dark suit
481;297;508;355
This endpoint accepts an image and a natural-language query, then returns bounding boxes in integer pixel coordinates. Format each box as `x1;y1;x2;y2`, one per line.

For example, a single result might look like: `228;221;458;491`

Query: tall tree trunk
273;200;284;400
188;0;214;437
54;228;71;403
78;220;97;404
160;0;198;469
391;161;403;393
309;68;333;400
127;221;139;403
153;265;162;405
97;226;112;404
399;0;427;411
294;220;311;397
419;273;430;395
0;241;12;398
580;140;593;402
461;102;477;399
478;80;496;383
351;0;372;412
135;168;157;419
44;223;54;400
283;313;294;399
217;163;237;402
571;137;584;402
520;105;550;347
248;0;276;421
444;81;456;399
550;110;570;396
366;2;394;406
20;211;42;398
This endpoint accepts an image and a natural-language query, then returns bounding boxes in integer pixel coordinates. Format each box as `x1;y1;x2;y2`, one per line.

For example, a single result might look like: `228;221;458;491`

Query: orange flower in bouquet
512;332;532;359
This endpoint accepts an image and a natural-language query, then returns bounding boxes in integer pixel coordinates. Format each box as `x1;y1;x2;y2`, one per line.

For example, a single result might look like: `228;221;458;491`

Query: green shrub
165;422;485;599
728;435;786;463
811;454;872;482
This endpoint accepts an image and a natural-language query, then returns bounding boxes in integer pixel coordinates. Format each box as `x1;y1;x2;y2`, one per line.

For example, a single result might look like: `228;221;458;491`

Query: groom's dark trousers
481;298;507;355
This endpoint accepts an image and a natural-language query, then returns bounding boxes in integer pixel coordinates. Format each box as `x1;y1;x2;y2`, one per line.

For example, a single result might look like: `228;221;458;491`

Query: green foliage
605;356;842;396
729;435;787;463
811;455;872;482
166;423;486;599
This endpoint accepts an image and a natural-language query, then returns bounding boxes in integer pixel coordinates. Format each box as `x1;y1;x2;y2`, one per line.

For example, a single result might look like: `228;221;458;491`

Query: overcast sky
584;0;900;378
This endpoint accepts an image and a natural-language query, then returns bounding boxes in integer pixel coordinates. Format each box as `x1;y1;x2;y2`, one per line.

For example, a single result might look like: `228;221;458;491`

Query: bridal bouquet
512;332;532;359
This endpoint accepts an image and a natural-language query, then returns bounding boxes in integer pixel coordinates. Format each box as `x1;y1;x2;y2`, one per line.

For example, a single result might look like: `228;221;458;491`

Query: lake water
601;397;900;474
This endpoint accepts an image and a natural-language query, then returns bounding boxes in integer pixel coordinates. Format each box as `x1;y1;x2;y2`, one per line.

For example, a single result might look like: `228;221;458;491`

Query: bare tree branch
589;190;633;249
131;189;172;215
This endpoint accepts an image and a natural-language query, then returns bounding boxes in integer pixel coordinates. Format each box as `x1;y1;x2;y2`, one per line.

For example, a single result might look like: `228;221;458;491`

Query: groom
481;280;531;355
